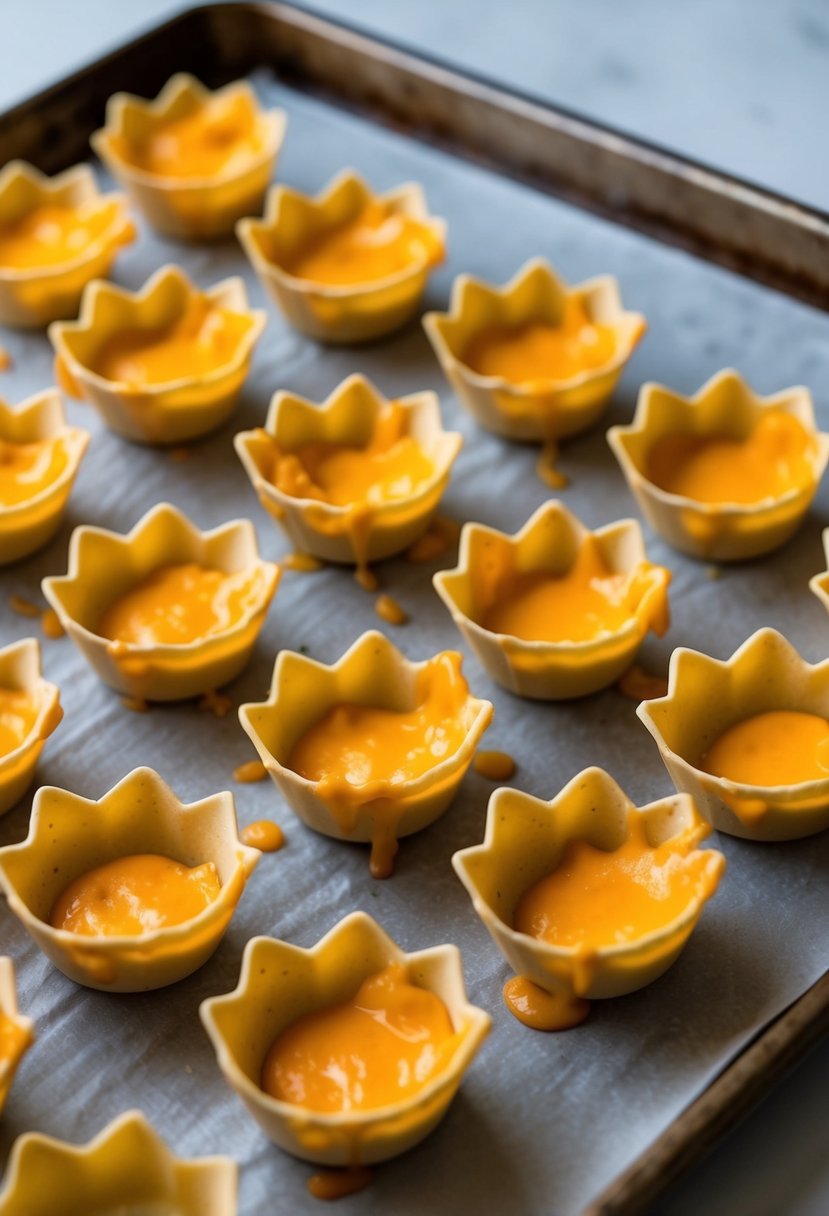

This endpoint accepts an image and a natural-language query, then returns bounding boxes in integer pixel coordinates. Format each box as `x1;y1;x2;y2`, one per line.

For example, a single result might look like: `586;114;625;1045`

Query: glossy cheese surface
0;688;38;757
115;92;267;179
0;201;121;270
0;436;69;507
701;709;829;786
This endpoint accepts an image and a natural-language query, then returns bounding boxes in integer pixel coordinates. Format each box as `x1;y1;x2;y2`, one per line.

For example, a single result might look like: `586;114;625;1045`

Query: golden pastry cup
608;369;829;561
41;502;280;703
91;73;286;240
48;264;266;445
434;500;670;700
235;373;462;565
237;169;446;344
0;638;62;817
807;526;829;616
0;389;89;565
639;627;829;841
199;911;491;1166
423;257;646;442
238;631;493;862
453;766;725;1002
0;767;260;993
0;160;134;328
0;1110;237;1213
0;958;34;1117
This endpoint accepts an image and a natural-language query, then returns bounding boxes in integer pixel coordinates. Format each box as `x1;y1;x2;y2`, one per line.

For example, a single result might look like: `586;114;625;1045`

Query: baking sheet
0;69;828;1216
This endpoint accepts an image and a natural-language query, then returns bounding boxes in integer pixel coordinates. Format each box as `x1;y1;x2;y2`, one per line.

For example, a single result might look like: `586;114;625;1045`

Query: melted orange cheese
0;436;69;506
0;201;121;270
283;200;442;286
92;297;253;388
514;817;714;950
0;688;38;757
98;562;262;647
646;412;814;505
49;853;221;936
479;534;666;644
701;710;829;786
462;297;618;386
262;963;458;1113
115;92;267;179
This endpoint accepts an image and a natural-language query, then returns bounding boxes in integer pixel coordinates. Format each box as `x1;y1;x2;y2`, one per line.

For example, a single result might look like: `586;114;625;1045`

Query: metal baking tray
0;5;827;1214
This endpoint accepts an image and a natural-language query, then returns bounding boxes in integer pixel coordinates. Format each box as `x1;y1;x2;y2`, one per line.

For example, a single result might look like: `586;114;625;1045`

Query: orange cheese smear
0;437;69;507
49;853;221;936
262;963;459;1113
514;817;714;950
646;412;815;505
92;296;254;388
98;562;262;647
0;201;121;270
701;710;829;787
0;688;38;758
479;534;667;644
115;92;268;179
462;297;618;386
282;200;442;286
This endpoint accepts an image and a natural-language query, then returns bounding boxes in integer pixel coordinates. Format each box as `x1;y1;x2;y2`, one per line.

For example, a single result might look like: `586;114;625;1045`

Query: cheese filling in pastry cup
0;638;62;817
199;912;490;1166
0;958;34;1117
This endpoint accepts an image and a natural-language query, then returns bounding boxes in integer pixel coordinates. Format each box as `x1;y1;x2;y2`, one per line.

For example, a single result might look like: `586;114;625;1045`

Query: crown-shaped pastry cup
453;767;724;1002
41;503;280;703
48;264;267;445
0;639;62;817
238;170;446;344
0;958;34;1117
0;389;90;564
200;912;491;1166
91;73;287;240
807;526;829;616
434;501;671;700
608;369;829;561
0;161;134;327
235;373;462;566
423;257;646;443
639;628;829;841
0;767;260;992
0;1110;237;1214
238;631;493;873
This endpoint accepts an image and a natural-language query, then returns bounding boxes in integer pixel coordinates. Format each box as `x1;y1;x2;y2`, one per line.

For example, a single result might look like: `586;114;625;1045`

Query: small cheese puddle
115;92;267;179
646;412;814;505
283;200;442;286
514;817;715;951
49;854;221;936
462;297;618;386
0;436;69;507
0;201;121;270
92;297;254;388
98;562;262;647
0;688;38;757
262;963;459;1113
478;534;668;643
701;710;829;786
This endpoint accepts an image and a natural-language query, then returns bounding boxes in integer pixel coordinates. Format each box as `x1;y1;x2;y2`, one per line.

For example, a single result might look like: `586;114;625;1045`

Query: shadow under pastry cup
199;911;490;1167
0;638;62;816
0;160;134;328
41;502;280;703
0;958;34;1117
234;373;462;568
48;264;266;445
237;169;446;344
638;627;829;841
608;369;829;561
0;389;90;564
0;767;260;993
423;257;646;442
238;630;492;878
453;767;724;1007
434;500;670;700
91;72;286;240
0;1110;237;1214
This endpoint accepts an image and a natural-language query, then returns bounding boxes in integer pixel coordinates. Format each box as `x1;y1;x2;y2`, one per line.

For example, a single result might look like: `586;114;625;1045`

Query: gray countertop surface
2;4;828;1215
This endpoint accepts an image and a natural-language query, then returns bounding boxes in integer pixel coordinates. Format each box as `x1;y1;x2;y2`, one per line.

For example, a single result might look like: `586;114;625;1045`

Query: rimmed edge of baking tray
0;3;827;1211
